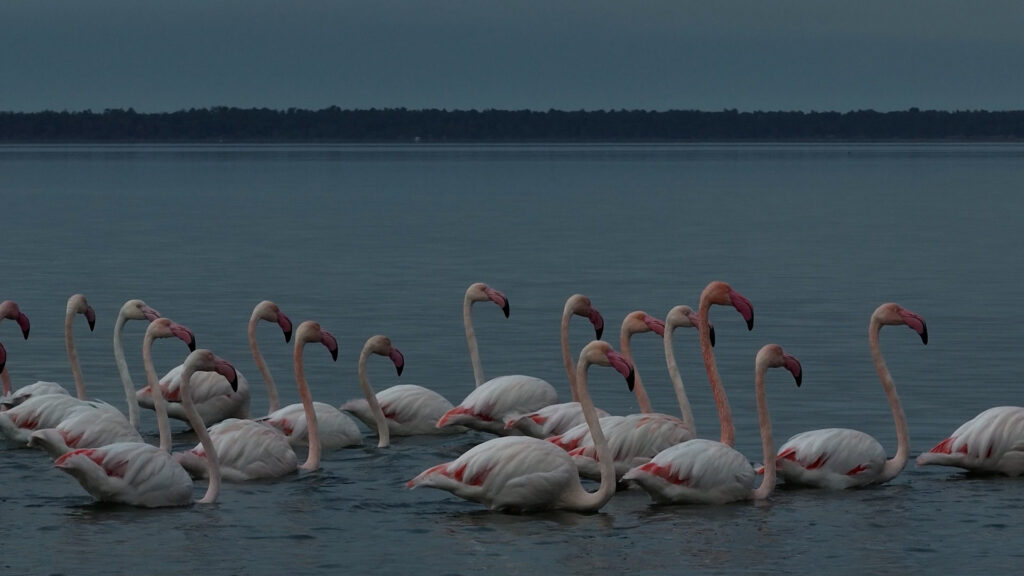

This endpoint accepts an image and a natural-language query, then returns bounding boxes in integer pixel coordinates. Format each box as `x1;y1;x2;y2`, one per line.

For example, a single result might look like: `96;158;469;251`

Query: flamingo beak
171;323;197;352
16;312;31;339
214;357;239;391
899;309;928;345
589;309;604;340
390;347;405;376
85;306;97;331
607;349;636;391
277;312;293;343
645;315;666;337
321;330;339;361
783;353;803;387
728;289;754;331
141;305;162;322
0;342;6;373
485;287;510;318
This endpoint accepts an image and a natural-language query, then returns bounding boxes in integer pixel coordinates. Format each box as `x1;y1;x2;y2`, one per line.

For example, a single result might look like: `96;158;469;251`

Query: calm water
2;143;1023;575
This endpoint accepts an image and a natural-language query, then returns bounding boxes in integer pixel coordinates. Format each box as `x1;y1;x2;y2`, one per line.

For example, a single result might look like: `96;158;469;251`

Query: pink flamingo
408;340;634;513
0;300;31;400
775;303;927;488
917;409;1024;475
35;344;235;507
262;334;400;449
137;301;291;426
623;344;802;504
436;283;558;435
503;293;608;438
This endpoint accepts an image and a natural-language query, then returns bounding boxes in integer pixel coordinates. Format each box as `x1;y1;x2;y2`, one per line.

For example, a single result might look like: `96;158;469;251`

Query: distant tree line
2;107;1024;142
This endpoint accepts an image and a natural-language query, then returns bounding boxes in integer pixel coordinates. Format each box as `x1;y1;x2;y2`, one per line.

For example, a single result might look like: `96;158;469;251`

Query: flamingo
436;283;558;435
173;321;343;481
136;301;290;426
622;344;802;504
34;346;236;507
550;284;749;482
28;318;195;456
262;334;401;450
0;300;31;401
916;409;1024;475
775;302;927;489
502;293;608;438
407;340;634;513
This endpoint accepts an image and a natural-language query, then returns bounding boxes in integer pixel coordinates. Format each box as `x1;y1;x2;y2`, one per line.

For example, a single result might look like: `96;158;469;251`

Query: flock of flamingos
0;280;1021;512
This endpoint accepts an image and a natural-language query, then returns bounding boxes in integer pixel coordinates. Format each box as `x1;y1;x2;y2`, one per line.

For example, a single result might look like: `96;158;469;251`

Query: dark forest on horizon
2;107;1024;142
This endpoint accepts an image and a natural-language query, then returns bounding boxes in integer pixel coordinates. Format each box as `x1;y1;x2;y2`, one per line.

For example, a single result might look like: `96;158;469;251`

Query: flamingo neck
463;296;485;387
751;357;775;500
142;332;173;452
181;365;220;504
113;310;140;429
699;301;734;447
870;317;910;482
663;323;696;435
65;304;87;401
560;304;579;402
249;313;280;414
294;341;321;470
619;329;653;414
564;357;616;512
358;343;391;448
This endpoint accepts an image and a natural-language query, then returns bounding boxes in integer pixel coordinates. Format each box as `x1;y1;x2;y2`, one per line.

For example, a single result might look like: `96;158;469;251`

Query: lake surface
1;143;1022;575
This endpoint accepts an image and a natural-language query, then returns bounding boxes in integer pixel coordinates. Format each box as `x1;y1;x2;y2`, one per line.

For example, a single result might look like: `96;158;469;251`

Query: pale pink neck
619;329;653;413
870;316;910;482
181;364;220;503
358;342;390;448
249;312;280;414
112;309;140;429
663;322;695;434
562;355;616;512
560;304;579;402
699;300;734;446
64;305;88;400
751;356;775;500
464;296;485;387
142;332;173;452
294;340;320;470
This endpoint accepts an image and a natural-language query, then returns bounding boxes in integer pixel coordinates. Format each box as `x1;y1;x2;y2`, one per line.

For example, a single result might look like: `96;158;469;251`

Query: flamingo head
68;294;97;331
184;349;239;391
566;294;605;340
467;282;510;318
622;311;665;339
320;329;339;361
757;344;803;387
666;305;714;346
146;318;197;351
1;301;31;339
120;299;162;322
701;281;754;331
367;335;405;376
581;340;636;390
253;301;293;343
0;340;6;373
873;303;928;345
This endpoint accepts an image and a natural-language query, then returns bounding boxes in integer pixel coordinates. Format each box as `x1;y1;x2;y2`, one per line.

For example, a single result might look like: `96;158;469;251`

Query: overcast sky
3;1;1023;112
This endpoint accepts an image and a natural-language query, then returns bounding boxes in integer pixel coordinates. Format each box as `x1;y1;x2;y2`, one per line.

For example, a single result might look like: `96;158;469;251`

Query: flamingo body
138;366;251;426
505;402;611;439
1;381;69;410
261;401;364;450
341;384;459;436
552;413;694;480
408;436;585;512
0;395;120;446
916;406;1024;476
175;418;298;482
776;428;888;489
622;439;756;504
438;375;558;435
51;441;194;507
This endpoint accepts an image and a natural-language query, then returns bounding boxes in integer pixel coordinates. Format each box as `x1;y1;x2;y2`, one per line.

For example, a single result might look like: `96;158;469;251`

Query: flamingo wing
623;438;755;504
175;418;297;482
341;384;457;436
438;375;558;435
917;406;1024;475
776;428;887;488
53;442;194;507
261;401;363;450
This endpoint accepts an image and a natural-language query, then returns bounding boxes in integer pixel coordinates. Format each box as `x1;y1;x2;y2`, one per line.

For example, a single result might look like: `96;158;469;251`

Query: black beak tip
746;318;754;331
230;375;239;391
22;328;30;339
188;339;197;352
626;370;636;391
396;364;404;377
284;330;293;343
502;302;510;318
330;348;339;362
709;325;716;347
595;326;604;340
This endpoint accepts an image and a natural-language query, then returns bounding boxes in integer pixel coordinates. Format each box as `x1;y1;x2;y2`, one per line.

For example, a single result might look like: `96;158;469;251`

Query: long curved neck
751;359;775;500
65;306;88;400
181;365;220;504
294;340;321;470
619;329;653;413
871;317;910;482
464;296;485;387
663;324;695;435
565;358;617;512
142;333;173;452
358;345;390;448
249;313;280;414
113;310;140;429
699;301;734;446
560;305;579;402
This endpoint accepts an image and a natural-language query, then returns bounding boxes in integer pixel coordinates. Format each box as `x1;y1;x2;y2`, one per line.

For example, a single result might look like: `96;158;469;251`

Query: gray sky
3;1;1023;112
